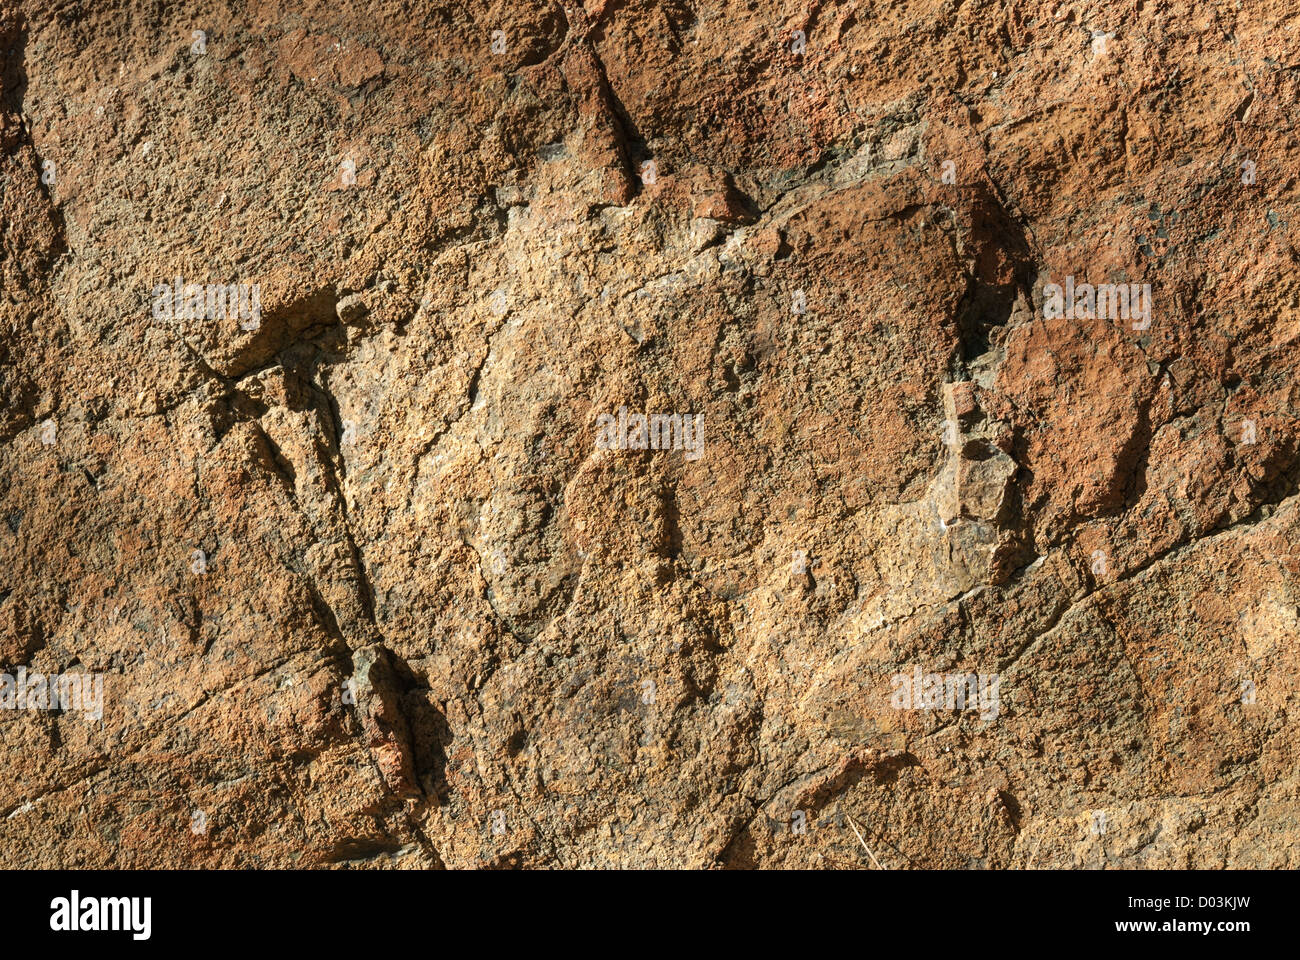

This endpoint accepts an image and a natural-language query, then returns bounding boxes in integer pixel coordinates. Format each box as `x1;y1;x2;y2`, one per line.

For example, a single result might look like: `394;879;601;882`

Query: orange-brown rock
0;0;1297;869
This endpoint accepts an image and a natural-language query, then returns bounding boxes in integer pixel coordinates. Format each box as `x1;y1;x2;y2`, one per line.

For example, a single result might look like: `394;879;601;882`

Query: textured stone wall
0;0;1297;868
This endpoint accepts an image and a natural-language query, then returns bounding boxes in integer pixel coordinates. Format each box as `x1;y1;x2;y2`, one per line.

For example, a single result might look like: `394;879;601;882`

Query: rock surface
0;1;1297;868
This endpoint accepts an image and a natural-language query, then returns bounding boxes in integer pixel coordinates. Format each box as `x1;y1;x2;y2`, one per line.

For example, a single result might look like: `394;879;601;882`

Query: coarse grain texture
0;0;1297;868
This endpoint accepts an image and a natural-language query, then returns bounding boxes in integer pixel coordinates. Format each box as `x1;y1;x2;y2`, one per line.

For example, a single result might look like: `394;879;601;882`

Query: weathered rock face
0;1;1297;869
